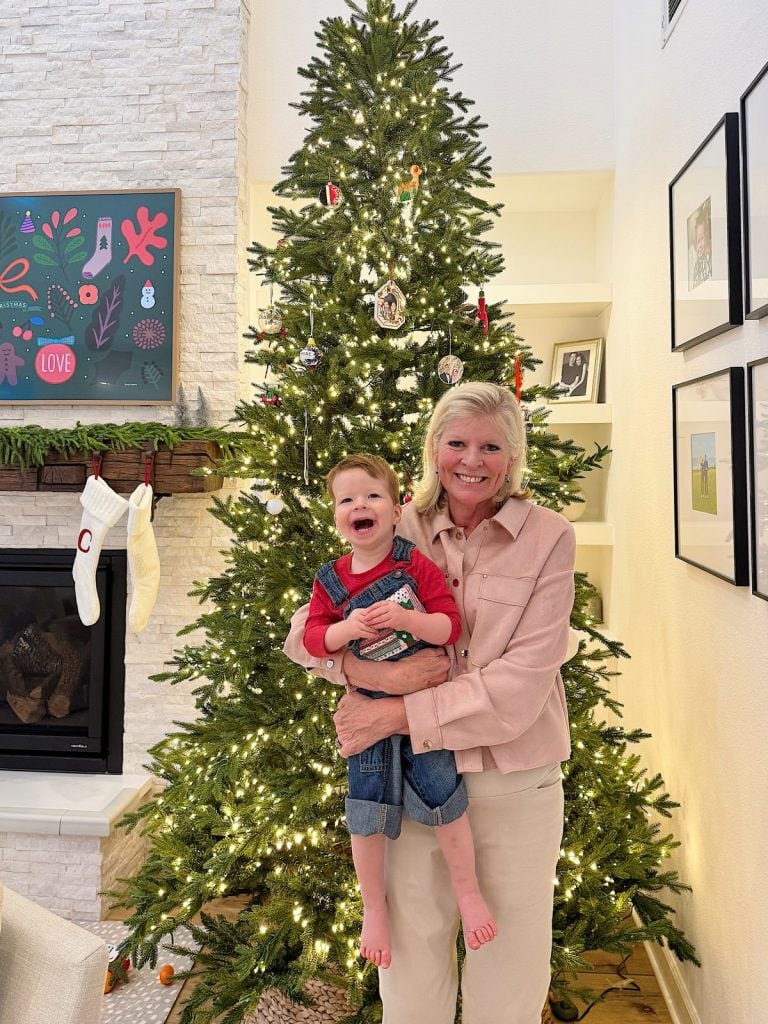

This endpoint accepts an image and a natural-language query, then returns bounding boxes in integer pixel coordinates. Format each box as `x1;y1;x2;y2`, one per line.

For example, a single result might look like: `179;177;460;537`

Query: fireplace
0;549;126;773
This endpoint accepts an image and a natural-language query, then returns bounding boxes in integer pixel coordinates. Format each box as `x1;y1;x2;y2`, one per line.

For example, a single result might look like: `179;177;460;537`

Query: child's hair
325;453;400;504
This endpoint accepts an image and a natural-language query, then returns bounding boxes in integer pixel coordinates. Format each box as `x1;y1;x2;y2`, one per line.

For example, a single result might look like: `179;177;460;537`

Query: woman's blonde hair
413;382;528;514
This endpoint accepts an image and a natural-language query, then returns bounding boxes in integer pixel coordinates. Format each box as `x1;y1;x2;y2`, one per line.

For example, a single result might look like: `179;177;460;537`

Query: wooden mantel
0;440;224;496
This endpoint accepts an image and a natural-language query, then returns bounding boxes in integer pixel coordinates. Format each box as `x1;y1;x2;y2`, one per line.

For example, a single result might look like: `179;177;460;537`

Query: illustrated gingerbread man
0;342;25;386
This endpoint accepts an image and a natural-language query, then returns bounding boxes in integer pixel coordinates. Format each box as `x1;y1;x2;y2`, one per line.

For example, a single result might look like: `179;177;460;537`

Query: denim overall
316;537;468;840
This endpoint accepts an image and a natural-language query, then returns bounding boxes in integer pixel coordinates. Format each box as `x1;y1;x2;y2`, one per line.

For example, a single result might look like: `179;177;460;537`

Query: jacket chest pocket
468;575;536;667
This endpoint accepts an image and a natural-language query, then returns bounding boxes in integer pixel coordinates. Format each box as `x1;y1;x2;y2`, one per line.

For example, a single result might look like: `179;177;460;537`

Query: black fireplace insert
0;549;126;773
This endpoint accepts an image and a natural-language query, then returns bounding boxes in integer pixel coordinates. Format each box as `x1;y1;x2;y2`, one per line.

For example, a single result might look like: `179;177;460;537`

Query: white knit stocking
126;483;160;633
72;475;129;626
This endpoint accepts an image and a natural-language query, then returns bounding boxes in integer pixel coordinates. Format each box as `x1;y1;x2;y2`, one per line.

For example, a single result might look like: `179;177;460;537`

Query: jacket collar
429;497;532;542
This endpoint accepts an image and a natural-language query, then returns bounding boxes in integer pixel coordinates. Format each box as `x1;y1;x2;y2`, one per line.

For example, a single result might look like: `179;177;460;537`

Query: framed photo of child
669;114;743;351
549;338;603;404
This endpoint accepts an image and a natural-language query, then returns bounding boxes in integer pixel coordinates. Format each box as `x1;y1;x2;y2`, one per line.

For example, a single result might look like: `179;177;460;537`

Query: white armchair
0;883;108;1024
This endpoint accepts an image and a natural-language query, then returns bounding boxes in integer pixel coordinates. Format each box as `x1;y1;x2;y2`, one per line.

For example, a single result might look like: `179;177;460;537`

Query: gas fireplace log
44;617;91;719
7;687;47;725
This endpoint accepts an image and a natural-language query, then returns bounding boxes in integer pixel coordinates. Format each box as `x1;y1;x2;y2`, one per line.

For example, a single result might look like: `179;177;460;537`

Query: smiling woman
285;382;576;1023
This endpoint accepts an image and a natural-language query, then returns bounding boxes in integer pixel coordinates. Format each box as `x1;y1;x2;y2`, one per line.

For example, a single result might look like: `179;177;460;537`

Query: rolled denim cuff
345;797;403;840
402;775;468;828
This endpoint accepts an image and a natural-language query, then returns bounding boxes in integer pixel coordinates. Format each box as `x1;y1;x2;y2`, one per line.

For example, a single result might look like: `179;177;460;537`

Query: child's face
331;468;401;551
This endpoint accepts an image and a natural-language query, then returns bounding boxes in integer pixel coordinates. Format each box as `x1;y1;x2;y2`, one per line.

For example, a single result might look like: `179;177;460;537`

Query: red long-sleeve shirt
304;546;462;658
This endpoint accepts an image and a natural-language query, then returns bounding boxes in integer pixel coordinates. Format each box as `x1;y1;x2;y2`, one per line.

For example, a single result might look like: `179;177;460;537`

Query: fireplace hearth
0;549;126;773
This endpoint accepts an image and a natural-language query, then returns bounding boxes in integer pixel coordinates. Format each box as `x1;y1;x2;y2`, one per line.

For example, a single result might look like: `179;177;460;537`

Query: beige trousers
379;762;563;1024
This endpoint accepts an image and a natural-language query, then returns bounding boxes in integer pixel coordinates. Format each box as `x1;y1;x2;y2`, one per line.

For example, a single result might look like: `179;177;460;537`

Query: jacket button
394;570;402;578
422;739;432;750
460;649;469;658
452;578;459;587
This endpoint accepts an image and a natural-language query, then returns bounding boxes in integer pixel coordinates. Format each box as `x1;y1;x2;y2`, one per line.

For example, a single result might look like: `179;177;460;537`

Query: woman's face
435;412;514;513
575;354;582;366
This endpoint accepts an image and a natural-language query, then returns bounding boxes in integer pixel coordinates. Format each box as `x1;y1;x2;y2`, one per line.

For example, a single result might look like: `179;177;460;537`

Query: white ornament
266;497;285;515
257;305;283;335
374;280;407;330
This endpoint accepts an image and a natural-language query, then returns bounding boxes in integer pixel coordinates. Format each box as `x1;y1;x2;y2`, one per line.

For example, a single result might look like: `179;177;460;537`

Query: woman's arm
333;690;409;757
403;524;576;753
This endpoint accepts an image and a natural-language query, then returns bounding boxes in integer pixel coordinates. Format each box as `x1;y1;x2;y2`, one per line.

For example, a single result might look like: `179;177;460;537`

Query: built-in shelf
484;282;612;319
541;402;612;425
573;521;614;546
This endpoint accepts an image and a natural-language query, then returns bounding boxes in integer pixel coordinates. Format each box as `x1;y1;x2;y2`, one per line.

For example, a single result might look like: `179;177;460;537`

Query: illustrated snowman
140;280;156;309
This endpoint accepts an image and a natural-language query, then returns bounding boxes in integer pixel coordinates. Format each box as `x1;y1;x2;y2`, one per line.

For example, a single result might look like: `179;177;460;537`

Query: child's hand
344;607;379;640
365;600;412;633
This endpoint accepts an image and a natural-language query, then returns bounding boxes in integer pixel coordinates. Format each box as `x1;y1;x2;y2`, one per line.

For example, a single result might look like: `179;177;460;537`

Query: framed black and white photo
673;367;748;585
748;357;768;598
741;61;768;319
669;114;743;351
550;338;603;404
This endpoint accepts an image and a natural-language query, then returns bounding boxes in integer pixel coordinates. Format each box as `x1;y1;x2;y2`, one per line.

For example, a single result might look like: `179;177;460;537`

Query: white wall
609;4;768;1022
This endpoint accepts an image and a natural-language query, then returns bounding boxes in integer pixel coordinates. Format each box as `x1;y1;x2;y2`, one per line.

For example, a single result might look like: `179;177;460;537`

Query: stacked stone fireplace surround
0;0;251;919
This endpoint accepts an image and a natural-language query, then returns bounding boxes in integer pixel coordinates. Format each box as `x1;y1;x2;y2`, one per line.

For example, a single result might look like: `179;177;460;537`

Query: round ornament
437;354;464;385
299;337;323;369
374;280;407;330
318;182;343;207
266;497;285;515
257;304;283;335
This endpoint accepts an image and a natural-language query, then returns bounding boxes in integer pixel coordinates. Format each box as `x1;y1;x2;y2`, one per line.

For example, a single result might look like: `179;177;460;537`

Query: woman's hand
334;690;408;757
342;647;450;695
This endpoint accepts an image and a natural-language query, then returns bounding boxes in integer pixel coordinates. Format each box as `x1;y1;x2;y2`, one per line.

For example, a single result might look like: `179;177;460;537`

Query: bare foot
359;904;391;968
458;889;498;950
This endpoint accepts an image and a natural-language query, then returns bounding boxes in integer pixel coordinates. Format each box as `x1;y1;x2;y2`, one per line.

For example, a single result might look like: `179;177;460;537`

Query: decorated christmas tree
116;2;698;1020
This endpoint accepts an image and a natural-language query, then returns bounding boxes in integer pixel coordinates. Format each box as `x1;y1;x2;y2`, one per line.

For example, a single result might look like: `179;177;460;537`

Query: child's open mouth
352;518;375;534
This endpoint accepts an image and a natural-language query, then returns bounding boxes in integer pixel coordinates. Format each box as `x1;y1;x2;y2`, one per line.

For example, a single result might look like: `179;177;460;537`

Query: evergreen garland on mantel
0;423;253;471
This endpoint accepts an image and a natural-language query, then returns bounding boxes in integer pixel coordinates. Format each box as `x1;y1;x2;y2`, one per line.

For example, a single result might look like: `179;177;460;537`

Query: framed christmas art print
0;188;180;404
669;114;743;351
672;367;749;585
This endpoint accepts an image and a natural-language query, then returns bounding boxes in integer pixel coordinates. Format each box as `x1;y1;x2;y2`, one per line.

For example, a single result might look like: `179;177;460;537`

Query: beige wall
610;3;768;1023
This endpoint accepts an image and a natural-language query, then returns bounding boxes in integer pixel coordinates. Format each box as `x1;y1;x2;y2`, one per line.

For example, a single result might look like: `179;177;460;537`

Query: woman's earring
504;475;510;484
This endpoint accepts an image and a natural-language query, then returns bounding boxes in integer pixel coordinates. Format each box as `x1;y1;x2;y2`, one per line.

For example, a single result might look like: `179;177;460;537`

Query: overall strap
391;536;416;564
314;559;350;609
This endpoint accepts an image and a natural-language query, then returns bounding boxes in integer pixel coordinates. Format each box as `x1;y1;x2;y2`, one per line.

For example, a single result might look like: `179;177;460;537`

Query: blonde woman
284;382;575;1024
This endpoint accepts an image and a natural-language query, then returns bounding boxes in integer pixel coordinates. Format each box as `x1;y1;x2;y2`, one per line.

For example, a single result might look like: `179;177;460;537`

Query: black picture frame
672;367;748;585
747;357;768;599
741;60;768;319
669;114;743;351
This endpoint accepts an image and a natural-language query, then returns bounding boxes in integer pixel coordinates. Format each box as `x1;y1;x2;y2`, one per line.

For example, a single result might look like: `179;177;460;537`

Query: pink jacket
283;497;575;773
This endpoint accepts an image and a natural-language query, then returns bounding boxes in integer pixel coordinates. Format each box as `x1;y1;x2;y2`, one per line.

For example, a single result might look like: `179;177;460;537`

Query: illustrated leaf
64;236;85;254
51;210;60;228
86;274;125;351
63;208;78;224
121;207;169;267
32;235;54;251
140;361;164;389
41;223;53;239
65;227;81;238
33;253;57;267
67;250;88;265
47;284;77;327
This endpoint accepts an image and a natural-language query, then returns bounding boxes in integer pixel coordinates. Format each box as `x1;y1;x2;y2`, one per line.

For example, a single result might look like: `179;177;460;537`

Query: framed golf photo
550;338;603;404
672;368;748;585
669;114;743;351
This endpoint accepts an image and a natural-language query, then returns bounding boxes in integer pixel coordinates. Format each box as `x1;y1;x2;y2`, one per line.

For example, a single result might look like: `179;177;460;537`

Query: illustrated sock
126;483;160;633
72;474;129;626
82;217;113;279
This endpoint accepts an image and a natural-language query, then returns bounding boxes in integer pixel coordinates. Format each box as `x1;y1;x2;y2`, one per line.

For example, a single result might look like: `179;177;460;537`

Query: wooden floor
109;902;672;1024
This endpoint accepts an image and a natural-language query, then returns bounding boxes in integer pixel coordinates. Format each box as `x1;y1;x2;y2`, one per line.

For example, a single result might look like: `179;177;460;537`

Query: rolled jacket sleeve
405;524;575;753
283;602;350;687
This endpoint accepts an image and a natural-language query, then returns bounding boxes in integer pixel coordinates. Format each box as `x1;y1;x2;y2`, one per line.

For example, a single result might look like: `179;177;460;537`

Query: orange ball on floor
158;964;175;985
